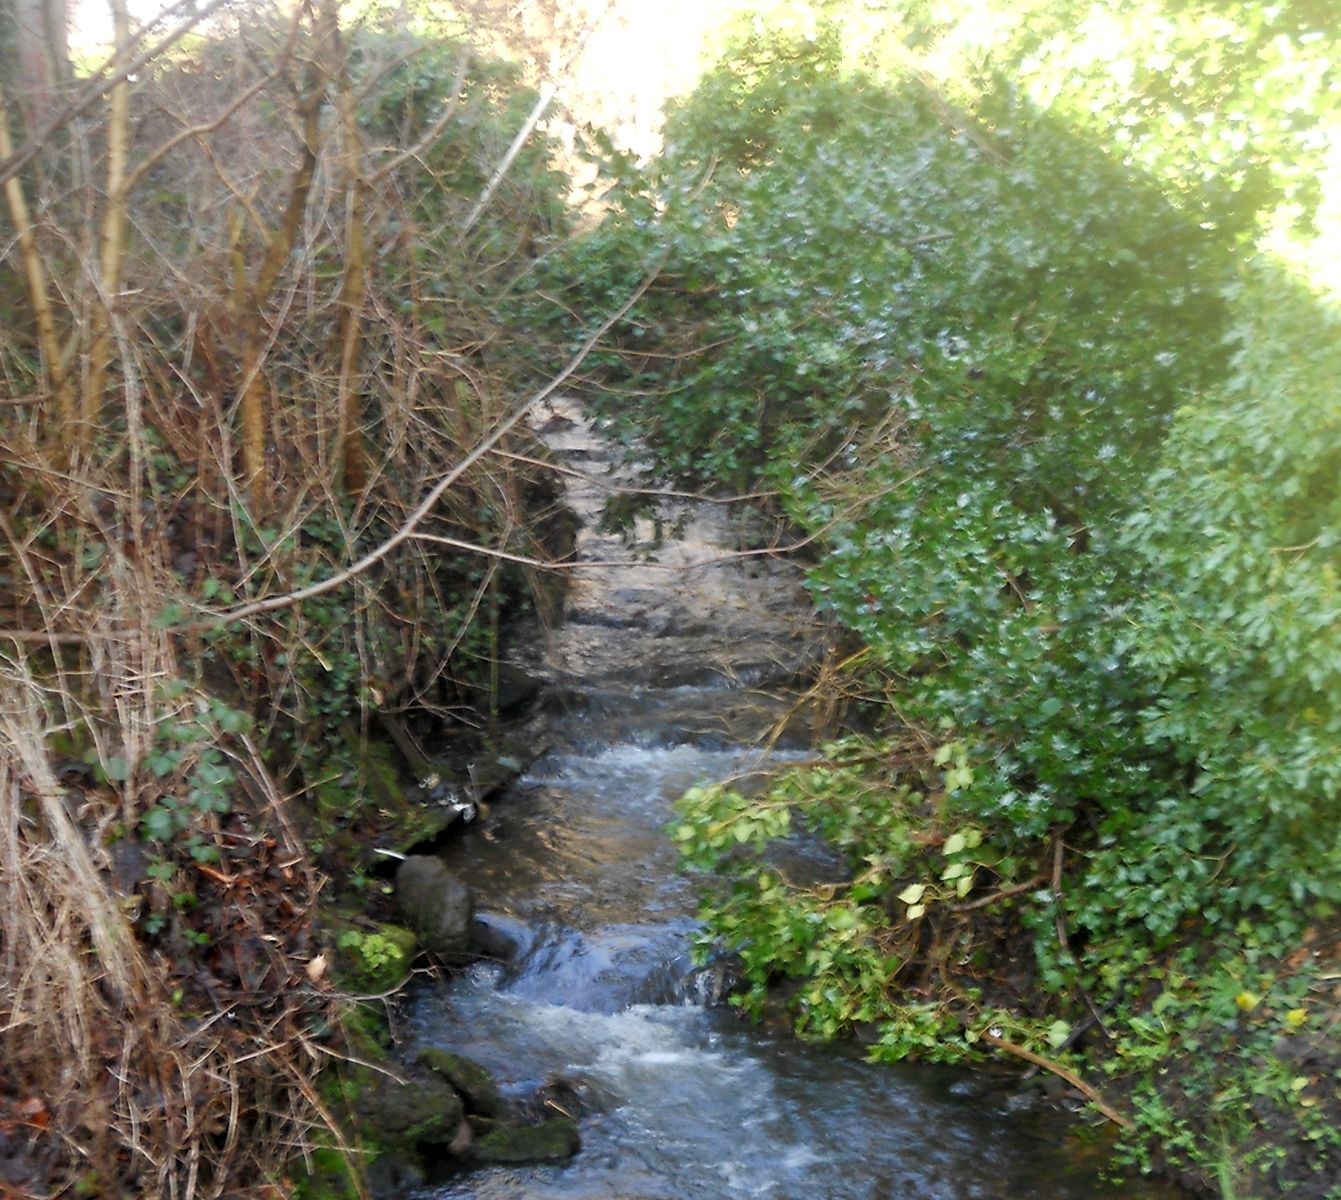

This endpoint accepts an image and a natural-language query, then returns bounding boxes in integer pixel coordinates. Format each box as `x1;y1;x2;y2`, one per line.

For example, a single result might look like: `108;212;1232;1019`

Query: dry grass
0;578;343;1198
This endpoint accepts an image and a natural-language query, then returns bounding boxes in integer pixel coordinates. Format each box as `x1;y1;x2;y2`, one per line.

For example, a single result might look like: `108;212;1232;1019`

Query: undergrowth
0;5;586;1195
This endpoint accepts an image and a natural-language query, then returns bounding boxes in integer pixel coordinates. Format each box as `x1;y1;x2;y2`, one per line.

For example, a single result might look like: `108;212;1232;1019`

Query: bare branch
978;1031;1131;1129
461;79;555;235
203;255;666;628
461;0;616;234
0;0;237;191
370;46;472;184
120;57;293;199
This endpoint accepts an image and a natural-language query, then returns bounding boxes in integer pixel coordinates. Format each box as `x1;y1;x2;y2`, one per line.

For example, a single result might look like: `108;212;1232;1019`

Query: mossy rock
310;724;453;853
358;1070;464;1156
349;997;394;1052
416;1048;506;1118
317;903;420;996
332;922;418;994
290;1145;363;1200
469;1117;580;1165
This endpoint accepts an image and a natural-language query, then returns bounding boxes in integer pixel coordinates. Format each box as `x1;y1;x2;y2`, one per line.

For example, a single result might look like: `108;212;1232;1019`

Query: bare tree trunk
233;52;327;513
80;0;131;461
325;0;369;498
0;85;74;436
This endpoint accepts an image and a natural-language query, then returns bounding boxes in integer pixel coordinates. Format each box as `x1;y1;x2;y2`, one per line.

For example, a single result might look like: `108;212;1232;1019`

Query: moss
470;1117;580;1165
359;737;401;807
351;996;393;1046
313;774;355;824
415;1047;506;1117
290;1145;363;1200
310;724;452;851
357;1071;464;1155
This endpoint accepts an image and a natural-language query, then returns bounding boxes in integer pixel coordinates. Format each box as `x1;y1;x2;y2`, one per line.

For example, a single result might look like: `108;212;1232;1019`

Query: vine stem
978;1030;1132;1129
950;873;1046;912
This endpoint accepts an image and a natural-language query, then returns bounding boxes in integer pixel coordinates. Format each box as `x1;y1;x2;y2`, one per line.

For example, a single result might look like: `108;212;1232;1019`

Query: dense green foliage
549;8;1341;1195
874;0;1338;244
1125;279;1341;918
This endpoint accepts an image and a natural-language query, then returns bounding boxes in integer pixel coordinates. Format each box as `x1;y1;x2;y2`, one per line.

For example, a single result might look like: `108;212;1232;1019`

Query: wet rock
530;1076;590;1120
494;662;543;712
447;1118;474;1156
677;955;745;1006
366;1153;425;1199
653;615;712;638
469;914;520;961
653;663;729;688
1000;1087;1043;1114
416;1048;506;1118
469;1117;580;1165
568;608;645;629
358;1069;464;1157
394;856;474;962
467;739;540;798
613;588;657;605
459;662;544;716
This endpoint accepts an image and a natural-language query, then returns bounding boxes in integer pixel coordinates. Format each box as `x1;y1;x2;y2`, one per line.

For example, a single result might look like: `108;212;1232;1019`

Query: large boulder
394;856;474;963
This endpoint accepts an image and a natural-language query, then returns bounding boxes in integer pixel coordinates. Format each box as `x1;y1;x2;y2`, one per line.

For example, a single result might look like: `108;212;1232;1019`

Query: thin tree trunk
0;86;74;436
233;58;326;512
81;0;131;461
326;0;369;497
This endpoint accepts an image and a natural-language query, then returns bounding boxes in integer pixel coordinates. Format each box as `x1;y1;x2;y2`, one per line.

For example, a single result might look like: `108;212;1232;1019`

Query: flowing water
406;401;1180;1200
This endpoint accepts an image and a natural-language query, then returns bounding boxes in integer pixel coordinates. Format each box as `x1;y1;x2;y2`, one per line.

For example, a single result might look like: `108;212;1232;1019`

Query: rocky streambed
372;399;1185;1199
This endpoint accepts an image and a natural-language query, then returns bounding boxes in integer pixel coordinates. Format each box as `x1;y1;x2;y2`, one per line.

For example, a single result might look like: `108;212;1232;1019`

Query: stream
405;400;1180;1199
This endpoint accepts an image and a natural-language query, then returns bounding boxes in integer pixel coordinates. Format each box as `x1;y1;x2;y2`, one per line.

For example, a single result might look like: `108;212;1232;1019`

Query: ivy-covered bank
539;9;1341;1197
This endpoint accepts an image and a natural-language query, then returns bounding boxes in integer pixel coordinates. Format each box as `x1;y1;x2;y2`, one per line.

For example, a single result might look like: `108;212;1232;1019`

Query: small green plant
136;693;247;863
334;928;415;993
